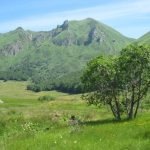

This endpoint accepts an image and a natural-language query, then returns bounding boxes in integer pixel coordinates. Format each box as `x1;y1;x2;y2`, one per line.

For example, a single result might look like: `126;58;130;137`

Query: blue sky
0;0;150;38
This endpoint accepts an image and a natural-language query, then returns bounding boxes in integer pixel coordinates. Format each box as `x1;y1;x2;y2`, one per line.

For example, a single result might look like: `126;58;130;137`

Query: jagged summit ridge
0;18;133;56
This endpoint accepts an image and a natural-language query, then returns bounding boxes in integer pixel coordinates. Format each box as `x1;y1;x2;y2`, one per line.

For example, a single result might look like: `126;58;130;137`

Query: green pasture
0;81;150;150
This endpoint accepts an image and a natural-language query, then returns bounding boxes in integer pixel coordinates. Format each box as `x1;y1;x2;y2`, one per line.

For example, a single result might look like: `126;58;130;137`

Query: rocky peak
15;27;24;32
61;20;69;30
51;20;69;37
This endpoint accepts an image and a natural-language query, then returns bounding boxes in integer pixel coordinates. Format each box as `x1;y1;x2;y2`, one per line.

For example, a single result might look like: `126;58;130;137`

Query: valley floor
0;81;150;150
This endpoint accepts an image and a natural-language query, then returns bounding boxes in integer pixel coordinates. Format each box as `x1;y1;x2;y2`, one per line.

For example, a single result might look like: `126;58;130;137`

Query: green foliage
117;44;150;119
82;44;150;120
26;71;83;93
82;55;122;120
38;95;56;102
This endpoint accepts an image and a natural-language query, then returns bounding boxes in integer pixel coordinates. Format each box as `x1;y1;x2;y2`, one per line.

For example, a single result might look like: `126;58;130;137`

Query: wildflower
74;140;77;144
60;135;63;139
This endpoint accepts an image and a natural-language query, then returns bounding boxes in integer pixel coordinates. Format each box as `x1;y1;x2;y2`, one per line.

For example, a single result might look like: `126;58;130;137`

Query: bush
38;95;55;102
27;84;42;92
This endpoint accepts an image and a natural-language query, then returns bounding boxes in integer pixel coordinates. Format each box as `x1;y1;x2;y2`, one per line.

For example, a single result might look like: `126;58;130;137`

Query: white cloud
0;0;150;38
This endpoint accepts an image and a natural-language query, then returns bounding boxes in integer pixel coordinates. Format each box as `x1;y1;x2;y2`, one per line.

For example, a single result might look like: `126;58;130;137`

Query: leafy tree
81;45;150;120
81;56;122;120
117;44;150;119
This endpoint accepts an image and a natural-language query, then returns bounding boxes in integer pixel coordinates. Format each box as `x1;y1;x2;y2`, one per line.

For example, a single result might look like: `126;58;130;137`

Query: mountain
0;18;134;93
137;31;150;44
50;18;132;49
0;18;133;56
0;27;32;56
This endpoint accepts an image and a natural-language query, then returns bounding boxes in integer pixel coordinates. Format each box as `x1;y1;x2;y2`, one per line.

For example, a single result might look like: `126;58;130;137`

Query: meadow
0;81;150;150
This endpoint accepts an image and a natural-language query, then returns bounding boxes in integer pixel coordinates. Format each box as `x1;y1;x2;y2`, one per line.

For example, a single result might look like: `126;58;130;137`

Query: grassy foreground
0;81;150;150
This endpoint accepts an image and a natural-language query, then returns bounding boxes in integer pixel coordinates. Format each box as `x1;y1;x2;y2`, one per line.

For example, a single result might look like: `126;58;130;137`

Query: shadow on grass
82;118;130;126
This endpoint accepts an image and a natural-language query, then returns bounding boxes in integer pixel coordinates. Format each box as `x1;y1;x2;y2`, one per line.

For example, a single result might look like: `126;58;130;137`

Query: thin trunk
109;102;117;119
128;101;134;119
114;97;121;120
134;72;142;118
125;85;129;114
128;86;135;119
134;100;140;118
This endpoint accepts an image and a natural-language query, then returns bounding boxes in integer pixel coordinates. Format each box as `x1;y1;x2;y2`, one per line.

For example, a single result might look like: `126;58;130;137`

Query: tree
81;56;122;120
81;45;150;120
117;44;150;119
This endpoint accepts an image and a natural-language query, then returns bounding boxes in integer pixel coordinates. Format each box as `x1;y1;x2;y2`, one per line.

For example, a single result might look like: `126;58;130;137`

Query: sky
0;0;150;38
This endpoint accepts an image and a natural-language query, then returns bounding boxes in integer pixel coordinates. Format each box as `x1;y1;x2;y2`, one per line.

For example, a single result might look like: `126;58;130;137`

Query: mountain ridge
1;18;147;93
0;18;134;56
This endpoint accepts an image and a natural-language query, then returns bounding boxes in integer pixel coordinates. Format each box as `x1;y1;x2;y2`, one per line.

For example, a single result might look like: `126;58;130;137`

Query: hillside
50;18;132;50
137;31;150;44
0;18;134;93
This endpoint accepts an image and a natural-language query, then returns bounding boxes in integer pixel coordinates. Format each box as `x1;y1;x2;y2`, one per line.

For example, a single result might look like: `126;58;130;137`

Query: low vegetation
38;95;56;102
0;81;150;150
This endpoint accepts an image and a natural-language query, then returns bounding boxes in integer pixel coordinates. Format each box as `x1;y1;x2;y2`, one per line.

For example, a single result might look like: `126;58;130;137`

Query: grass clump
38;95;56;102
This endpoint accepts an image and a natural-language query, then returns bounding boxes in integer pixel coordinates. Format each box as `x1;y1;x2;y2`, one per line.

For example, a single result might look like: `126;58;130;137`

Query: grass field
0;81;150;150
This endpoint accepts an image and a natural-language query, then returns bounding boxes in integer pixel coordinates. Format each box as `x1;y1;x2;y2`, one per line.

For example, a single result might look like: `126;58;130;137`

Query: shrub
38;95;55;102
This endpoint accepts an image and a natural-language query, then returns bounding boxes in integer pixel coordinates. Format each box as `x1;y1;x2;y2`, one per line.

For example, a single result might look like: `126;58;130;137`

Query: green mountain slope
0;27;32;56
0;18;134;93
50;18;133;52
137;31;150;44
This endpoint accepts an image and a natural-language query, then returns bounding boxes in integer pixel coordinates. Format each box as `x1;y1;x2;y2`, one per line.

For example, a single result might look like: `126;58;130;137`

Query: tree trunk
128;86;135;119
109;102;117;119
109;101;121;121
134;100;140;118
114;98;121;121
128;101;134;119
116;113;121;121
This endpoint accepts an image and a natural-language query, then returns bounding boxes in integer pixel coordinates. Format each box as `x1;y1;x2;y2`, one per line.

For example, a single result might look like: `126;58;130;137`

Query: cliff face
0;41;23;56
0;27;31;56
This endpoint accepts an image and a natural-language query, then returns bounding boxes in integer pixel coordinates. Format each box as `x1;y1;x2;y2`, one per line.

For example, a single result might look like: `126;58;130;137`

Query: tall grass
0;81;150;150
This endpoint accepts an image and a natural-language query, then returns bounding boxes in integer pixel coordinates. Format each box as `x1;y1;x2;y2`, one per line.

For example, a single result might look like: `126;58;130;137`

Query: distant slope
0;18;134;93
137;31;150;44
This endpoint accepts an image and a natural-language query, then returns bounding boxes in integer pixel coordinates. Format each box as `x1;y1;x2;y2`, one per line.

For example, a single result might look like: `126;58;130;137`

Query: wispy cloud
0;0;150;38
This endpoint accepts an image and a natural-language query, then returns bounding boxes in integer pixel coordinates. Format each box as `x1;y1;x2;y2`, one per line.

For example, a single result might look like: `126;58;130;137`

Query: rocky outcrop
85;27;105;45
0;28;34;56
0;41;23;56
32;32;50;45
51;20;69;38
